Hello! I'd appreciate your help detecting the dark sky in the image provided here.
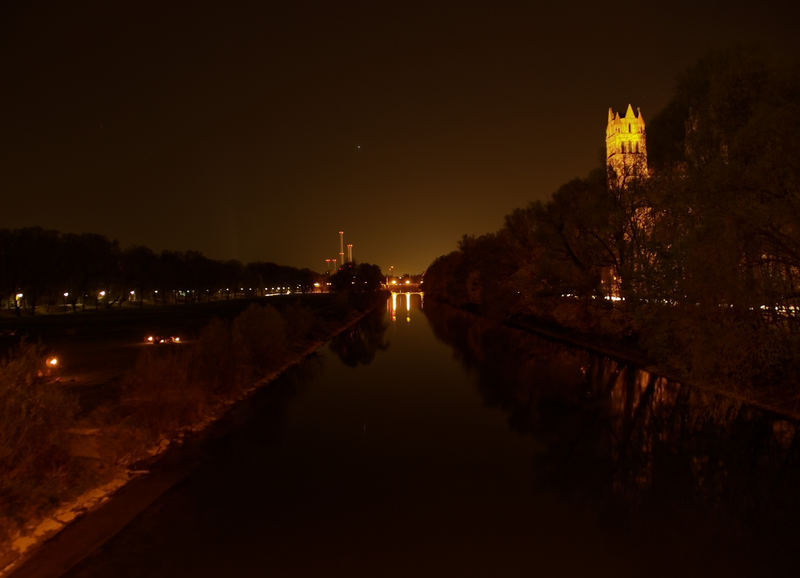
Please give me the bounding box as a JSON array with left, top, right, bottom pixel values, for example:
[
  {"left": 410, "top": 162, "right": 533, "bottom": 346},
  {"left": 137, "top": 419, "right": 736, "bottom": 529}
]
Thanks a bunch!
[{"left": 1, "top": 1, "right": 797, "bottom": 274}]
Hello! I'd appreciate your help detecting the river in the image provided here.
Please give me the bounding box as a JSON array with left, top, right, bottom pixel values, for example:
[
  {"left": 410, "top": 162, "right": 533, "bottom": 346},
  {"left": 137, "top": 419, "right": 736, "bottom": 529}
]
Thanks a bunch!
[{"left": 63, "top": 294, "right": 800, "bottom": 577}]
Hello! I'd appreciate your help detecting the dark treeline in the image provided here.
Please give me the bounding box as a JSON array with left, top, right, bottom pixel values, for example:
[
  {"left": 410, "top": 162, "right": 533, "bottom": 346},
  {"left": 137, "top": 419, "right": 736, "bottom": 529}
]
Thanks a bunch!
[
  {"left": 330, "top": 261, "right": 385, "bottom": 293},
  {"left": 0, "top": 227, "right": 319, "bottom": 314},
  {"left": 425, "top": 48, "right": 800, "bottom": 389}
]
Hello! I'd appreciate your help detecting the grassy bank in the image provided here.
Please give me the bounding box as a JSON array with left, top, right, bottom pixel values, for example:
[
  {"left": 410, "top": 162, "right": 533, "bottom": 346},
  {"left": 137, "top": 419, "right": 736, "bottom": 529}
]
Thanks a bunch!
[{"left": 0, "top": 292, "right": 385, "bottom": 573}]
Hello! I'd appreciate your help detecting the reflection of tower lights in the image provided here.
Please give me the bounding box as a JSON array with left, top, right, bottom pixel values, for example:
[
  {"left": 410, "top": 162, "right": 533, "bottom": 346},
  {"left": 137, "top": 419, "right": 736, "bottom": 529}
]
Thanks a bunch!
[
  {"left": 391, "top": 292, "right": 397, "bottom": 322},
  {"left": 406, "top": 292, "right": 411, "bottom": 312}
]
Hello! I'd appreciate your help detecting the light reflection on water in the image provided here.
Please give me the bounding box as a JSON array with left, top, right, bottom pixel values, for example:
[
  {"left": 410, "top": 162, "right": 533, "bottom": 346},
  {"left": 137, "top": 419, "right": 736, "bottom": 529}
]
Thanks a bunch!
[{"left": 388, "top": 291, "right": 424, "bottom": 323}]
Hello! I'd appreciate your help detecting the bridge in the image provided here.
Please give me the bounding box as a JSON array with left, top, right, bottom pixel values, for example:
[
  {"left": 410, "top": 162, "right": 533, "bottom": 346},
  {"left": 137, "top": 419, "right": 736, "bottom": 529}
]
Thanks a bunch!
[{"left": 383, "top": 280, "right": 423, "bottom": 292}]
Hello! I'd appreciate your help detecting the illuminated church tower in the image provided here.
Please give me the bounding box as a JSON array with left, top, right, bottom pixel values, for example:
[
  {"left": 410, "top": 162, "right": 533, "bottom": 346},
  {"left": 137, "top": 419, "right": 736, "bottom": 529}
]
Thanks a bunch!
[{"left": 606, "top": 104, "right": 648, "bottom": 188}]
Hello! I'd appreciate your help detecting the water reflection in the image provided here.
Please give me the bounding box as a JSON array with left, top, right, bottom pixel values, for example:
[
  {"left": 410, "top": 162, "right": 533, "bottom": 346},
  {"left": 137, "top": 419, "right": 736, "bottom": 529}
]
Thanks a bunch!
[
  {"left": 59, "top": 296, "right": 799, "bottom": 577},
  {"left": 388, "top": 291, "right": 424, "bottom": 323},
  {"left": 424, "top": 299, "right": 800, "bottom": 562},
  {"left": 328, "top": 306, "right": 390, "bottom": 367}
]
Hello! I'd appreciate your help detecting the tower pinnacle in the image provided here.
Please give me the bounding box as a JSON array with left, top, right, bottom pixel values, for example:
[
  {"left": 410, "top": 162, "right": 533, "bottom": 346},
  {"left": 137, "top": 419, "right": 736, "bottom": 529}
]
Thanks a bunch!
[{"left": 605, "top": 104, "right": 648, "bottom": 188}]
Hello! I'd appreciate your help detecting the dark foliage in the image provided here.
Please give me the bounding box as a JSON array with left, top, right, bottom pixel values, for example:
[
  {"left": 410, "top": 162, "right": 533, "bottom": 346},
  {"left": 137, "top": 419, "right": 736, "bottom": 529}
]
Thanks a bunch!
[
  {"left": 0, "top": 228, "right": 318, "bottom": 313},
  {"left": 425, "top": 47, "right": 800, "bottom": 388},
  {"left": 330, "top": 262, "right": 384, "bottom": 294}
]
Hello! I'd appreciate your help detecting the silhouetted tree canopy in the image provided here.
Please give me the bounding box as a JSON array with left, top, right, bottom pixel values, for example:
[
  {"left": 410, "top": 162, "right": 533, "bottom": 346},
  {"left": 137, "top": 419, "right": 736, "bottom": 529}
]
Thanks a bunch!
[
  {"left": 425, "top": 47, "right": 800, "bottom": 387},
  {"left": 0, "top": 227, "right": 318, "bottom": 313},
  {"left": 330, "top": 262, "right": 384, "bottom": 293}
]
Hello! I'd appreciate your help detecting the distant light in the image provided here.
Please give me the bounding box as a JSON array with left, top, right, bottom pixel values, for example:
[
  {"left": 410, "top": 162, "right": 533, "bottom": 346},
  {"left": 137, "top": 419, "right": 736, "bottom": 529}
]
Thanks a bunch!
[
  {"left": 99, "top": 291, "right": 106, "bottom": 297},
  {"left": 313, "top": 282, "right": 320, "bottom": 287},
  {"left": 405, "top": 280, "right": 410, "bottom": 285},
  {"left": 130, "top": 290, "right": 135, "bottom": 295},
  {"left": 63, "top": 292, "right": 69, "bottom": 297},
  {"left": 47, "top": 356, "right": 59, "bottom": 367},
  {"left": 16, "top": 293, "right": 23, "bottom": 299}
]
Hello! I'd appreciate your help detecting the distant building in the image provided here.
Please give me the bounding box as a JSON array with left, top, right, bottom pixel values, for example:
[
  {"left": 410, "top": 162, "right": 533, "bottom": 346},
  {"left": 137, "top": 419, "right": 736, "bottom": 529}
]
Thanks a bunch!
[
  {"left": 603, "top": 105, "right": 651, "bottom": 299},
  {"left": 606, "top": 104, "right": 648, "bottom": 189}
]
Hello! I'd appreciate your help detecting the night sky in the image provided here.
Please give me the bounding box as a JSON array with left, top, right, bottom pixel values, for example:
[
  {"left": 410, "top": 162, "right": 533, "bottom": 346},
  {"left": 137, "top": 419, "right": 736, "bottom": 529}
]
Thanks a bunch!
[{"left": 1, "top": 1, "right": 797, "bottom": 274}]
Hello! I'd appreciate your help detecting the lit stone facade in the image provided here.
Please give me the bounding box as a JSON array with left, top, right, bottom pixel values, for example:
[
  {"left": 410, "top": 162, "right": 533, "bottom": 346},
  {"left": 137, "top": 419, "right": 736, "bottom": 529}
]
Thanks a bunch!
[
  {"left": 606, "top": 104, "right": 648, "bottom": 188},
  {"left": 602, "top": 105, "right": 651, "bottom": 300}
]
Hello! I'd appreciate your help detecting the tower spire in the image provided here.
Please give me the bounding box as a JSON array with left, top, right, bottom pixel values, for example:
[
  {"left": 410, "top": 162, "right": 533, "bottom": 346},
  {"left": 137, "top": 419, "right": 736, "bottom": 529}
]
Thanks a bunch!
[{"left": 605, "top": 105, "right": 648, "bottom": 188}]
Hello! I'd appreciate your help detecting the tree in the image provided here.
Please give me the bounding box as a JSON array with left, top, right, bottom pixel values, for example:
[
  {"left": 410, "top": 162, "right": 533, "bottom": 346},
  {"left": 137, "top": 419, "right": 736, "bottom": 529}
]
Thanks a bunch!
[{"left": 330, "top": 262, "right": 384, "bottom": 294}]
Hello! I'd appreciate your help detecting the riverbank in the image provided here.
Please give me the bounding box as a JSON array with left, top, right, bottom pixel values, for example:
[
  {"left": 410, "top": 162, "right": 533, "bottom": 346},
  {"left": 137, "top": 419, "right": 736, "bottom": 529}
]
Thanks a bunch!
[
  {"left": 47, "top": 290, "right": 800, "bottom": 578},
  {"left": 1, "top": 294, "right": 385, "bottom": 578},
  {"left": 448, "top": 302, "right": 800, "bottom": 422}
]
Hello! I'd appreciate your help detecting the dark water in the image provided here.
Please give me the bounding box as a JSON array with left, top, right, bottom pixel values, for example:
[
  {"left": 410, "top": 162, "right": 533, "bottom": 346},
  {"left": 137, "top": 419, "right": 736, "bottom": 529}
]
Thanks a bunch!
[{"left": 65, "top": 295, "right": 800, "bottom": 577}]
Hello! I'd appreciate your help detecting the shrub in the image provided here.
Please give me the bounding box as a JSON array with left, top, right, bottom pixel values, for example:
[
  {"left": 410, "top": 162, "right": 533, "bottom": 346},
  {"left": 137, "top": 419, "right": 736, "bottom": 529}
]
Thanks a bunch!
[
  {"left": 281, "top": 303, "right": 315, "bottom": 345},
  {"left": 120, "top": 347, "right": 207, "bottom": 439},
  {"left": 0, "top": 341, "right": 77, "bottom": 534},
  {"left": 190, "top": 317, "right": 235, "bottom": 396},
  {"left": 231, "top": 304, "right": 287, "bottom": 383}
]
